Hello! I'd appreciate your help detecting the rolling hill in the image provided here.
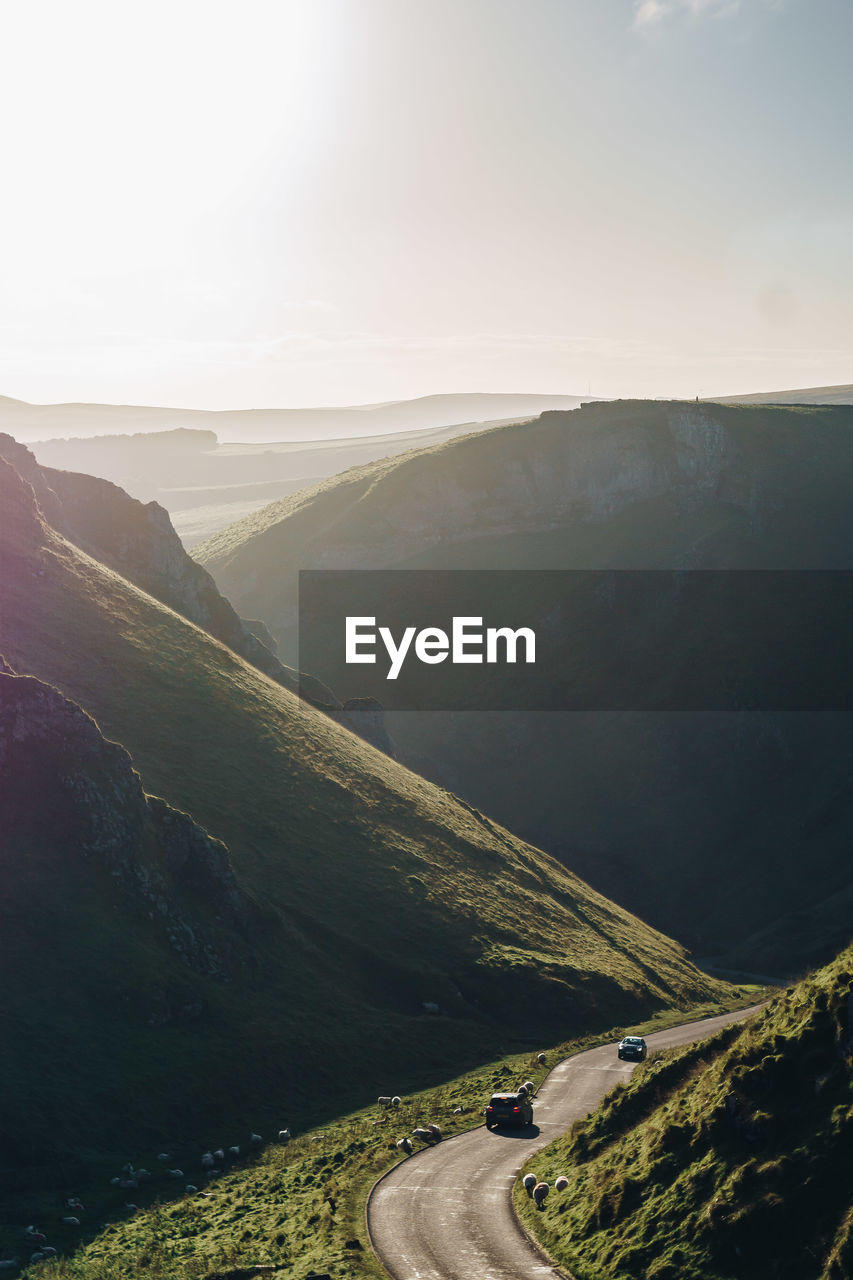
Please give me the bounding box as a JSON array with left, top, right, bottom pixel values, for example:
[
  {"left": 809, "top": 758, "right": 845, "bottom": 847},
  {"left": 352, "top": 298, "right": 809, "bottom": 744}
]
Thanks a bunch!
[
  {"left": 0, "top": 442, "right": 721, "bottom": 1188},
  {"left": 516, "top": 942, "right": 853, "bottom": 1280},
  {"left": 711, "top": 383, "right": 853, "bottom": 406},
  {"left": 195, "top": 399, "right": 853, "bottom": 974},
  {"left": 1, "top": 390, "right": 589, "bottom": 444}
]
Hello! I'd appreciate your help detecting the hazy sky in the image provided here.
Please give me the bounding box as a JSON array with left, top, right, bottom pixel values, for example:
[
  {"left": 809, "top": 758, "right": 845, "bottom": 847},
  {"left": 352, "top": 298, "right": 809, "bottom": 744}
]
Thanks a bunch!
[{"left": 0, "top": 0, "right": 850, "bottom": 407}]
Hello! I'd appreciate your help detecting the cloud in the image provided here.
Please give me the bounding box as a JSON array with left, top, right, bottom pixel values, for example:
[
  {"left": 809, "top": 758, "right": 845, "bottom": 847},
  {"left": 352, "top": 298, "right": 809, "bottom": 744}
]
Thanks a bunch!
[{"left": 632, "top": 0, "right": 762, "bottom": 27}]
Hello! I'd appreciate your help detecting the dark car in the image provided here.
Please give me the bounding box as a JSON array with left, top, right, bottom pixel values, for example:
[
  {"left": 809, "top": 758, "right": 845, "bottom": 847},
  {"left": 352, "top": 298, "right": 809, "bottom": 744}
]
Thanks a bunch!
[
  {"left": 485, "top": 1092, "right": 533, "bottom": 1129},
  {"left": 617, "top": 1035, "right": 647, "bottom": 1062}
]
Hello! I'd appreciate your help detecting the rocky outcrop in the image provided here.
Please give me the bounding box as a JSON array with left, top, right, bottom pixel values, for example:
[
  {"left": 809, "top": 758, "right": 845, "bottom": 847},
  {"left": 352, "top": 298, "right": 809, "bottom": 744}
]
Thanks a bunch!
[{"left": 0, "top": 663, "right": 248, "bottom": 975}]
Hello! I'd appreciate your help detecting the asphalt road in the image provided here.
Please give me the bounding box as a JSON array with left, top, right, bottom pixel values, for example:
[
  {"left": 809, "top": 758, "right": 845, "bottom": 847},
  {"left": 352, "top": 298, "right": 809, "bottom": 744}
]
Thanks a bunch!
[{"left": 367, "top": 1004, "right": 764, "bottom": 1280}]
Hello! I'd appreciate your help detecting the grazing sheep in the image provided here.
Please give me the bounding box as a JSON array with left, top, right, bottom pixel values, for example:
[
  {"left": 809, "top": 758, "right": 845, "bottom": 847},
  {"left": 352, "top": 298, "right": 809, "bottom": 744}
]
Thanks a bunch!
[
  {"left": 412, "top": 1127, "right": 434, "bottom": 1144},
  {"left": 41, "top": 1248, "right": 57, "bottom": 1258},
  {"left": 517, "top": 1085, "right": 528, "bottom": 1098},
  {"left": 532, "top": 1181, "right": 550, "bottom": 1209},
  {"left": 185, "top": 1184, "right": 199, "bottom": 1193},
  {"left": 118, "top": 1178, "right": 138, "bottom": 1190},
  {"left": 377, "top": 1096, "right": 393, "bottom": 1109},
  {"left": 0, "top": 1262, "right": 20, "bottom": 1272},
  {"left": 124, "top": 1203, "right": 139, "bottom": 1213},
  {"left": 30, "top": 1253, "right": 46, "bottom": 1265},
  {"left": 391, "top": 1096, "right": 401, "bottom": 1108},
  {"left": 522, "top": 1173, "right": 537, "bottom": 1196},
  {"left": 228, "top": 1145, "right": 240, "bottom": 1157},
  {"left": 61, "top": 1217, "right": 81, "bottom": 1227},
  {"left": 65, "top": 1198, "right": 84, "bottom": 1211},
  {"left": 452, "top": 1107, "right": 463, "bottom": 1115},
  {"left": 121, "top": 1163, "right": 135, "bottom": 1176},
  {"left": 278, "top": 1129, "right": 291, "bottom": 1143},
  {"left": 396, "top": 1137, "right": 413, "bottom": 1154},
  {"left": 24, "top": 1228, "right": 46, "bottom": 1242},
  {"left": 166, "top": 1169, "right": 184, "bottom": 1179},
  {"left": 427, "top": 1123, "right": 441, "bottom": 1141},
  {"left": 523, "top": 1080, "right": 535, "bottom": 1094},
  {"left": 555, "top": 1176, "right": 569, "bottom": 1191},
  {"left": 201, "top": 1152, "right": 215, "bottom": 1169},
  {"left": 213, "top": 1148, "right": 225, "bottom": 1162},
  {"left": 109, "top": 1177, "right": 121, "bottom": 1187},
  {"left": 537, "top": 1053, "right": 547, "bottom": 1066},
  {"left": 136, "top": 1169, "right": 151, "bottom": 1181},
  {"left": 250, "top": 1132, "right": 262, "bottom": 1145},
  {"left": 156, "top": 1153, "right": 171, "bottom": 1162}
]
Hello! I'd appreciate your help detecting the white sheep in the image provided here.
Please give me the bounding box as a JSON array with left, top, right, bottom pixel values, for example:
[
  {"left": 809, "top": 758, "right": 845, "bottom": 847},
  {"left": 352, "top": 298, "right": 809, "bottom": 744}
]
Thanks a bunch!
[
  {"left": 65, "top": 1198, "right": 84, "bottom": 1211},
  {"left": 427, "top": 1123, "right": 441, "bottom": 1141},
  {"left": 250, "top": 1132, "right": 262, "bottom": 1145},
  {"left": 156, "top": 1153, "right": 171, "bottom": 1162},
  {"left": 522, "top": 1173, "right": 537, "bottom": 1196},
  {"left": 523, "top": 1080, "right": 535, "bottom": 1094},
  {"left": 61, "top": 1217, "right": 81, "bottom": 1227},
  {"left": 228, "top": 1145, "right": 240, "bottom": 1157},
  {"left": 213, "top": 1148, "right": 225, "bottom": 1162},
  {"left": 537, "top": 1053, "right": 547, "bottom": 1066},
  {"left": 391, "top": 1096, "right": 401, "bottom": 1108},
  {"left": 167, "top": 1169, "right": 184, "bottom": 1179},
  {"left": 377, "top": 1096, "right": 393, "bottom": 1108},
  {"left": 453, "top": 1107, "right": 463, "bottom": 1114},
  {"left": 278, "top": 1129, "right": 291, "bottom": 1143},
  {"left": 201, "top": 1152, "right": 214, "bottom": 1169},
  {"left": 30, "top": 1253, "right": 46, "bottom": 1264},
  {"left": 24, "top": 1229, "right": 46, "bottom": 1242},
  {"left": 396, "top": 1137, "right": 413, "bottom": 1154},
  {"left": 118, "top": 1178, "right": 138, "bottom": 1190},
  {"left": 517, "top": 1085, "right": 528, "bottom": 1098},
  {"left": 0, "top": 1261, "right": 19, "bottom": 1271},
  {"left": 555, "top": 1176, "right": 569, "bottom": 1191},
  {"left": 532, "top": 1181, "right": 550, "bottom": 1209},
  {"left": 185, "top": 1184, "right": 199, "bottom": 1193},
  {"left": 412, "top": 1127, "right": 434, "bottom": 1144}
]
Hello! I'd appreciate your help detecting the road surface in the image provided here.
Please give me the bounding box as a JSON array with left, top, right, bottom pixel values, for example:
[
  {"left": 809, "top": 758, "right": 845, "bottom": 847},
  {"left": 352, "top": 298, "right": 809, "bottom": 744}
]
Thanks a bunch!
[{"left": 367, "top": 1004, "right": 763, "bottom": 1280}]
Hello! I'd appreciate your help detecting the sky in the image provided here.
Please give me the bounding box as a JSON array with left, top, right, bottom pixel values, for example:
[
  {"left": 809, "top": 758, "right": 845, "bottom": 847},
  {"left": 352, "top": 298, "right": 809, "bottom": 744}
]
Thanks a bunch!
[{"left": 0, "top": 0, "right": 850, "bottom": 408}]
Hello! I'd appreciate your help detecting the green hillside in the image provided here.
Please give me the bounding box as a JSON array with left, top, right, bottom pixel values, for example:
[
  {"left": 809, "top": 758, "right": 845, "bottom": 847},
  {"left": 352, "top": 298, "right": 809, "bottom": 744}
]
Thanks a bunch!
[
  {"left": 0, "top": 449, "right": 723, "bottom": 1182},
  {"left": 194, "top": 399, "right": 853, "bottom": 974},
  {"left": 516, "top": 943, "right": 853, "bottom": 1280}
]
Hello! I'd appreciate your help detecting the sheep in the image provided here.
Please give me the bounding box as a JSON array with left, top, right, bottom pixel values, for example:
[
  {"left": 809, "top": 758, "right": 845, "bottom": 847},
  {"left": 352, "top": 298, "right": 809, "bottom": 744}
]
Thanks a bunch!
[
  {"left": 118, "top": 1178, "right": 138, "bottom": 1190},
  {"left": 396, "top": 1137, "right": 413, "bottom": 1154},
  {"left": 250, "top": 1132, "right": 262, "bottom": 1145},
  {"left": 156, "top": 1152, "right": 171, "bottom": 1162},
  {"left": 109, "top": 1177, "right": 121, "bottom": 1186},
  {"left": 277, "top": 1129, "right": 291, "bottom": 1143},
  {"left": 124, "top": 1203, "right": 139, "bottom": 1213},
  {"left": 537, "top": 1053, "right": 547, "bottom": 1066},
  {"left": 0, "top": 1261, "right": 19, "bottom": 1272},
  {"left": 121, "top": 1163, "right": 135, "bottom": 1176},
  {"left": 166, "top": 1169, "right": 184, "bottom": 1179},
  {"left": 65, "top": 1198, "right": 84, "bottom": 1211},
  {"left": 41, "top": 1248, "right": 57, "bottom": 1258},
  {"left": 377, "top": 1096, "right": 393, "bottom": 1109},
  {"left": 427, "top": 1123, "right": 441, "bottom": 1141},
  {"left": 61, "top": 1217, "right": 81, "bottom": 1227},
  {"left": 30, "top": 1253, "right": 46, "bottom": 1265},
  {"left": 24, "top": 1228, "right": 46, "bottom": 1242},
  {"left": 523, "top": 1080, "right": 536, "bottom": 1094},
  {"left": 185, "top": 1184, "right": 199, "bottom": 1193},
  {"left": 391, "top": 1096, "right": 402, "bottom": 1108},
  {"left": 228, "top": 1145, "right": 240, "bottom": 1157},
  {"left": 201, "top": 1151, "right": 215, "bottom": 1169},
  {"left": 532, "top": 1181, "right": 550, "bottom": 1209},
  {"left": 555, "top": 1176, "right": 569, "bottom": 1191},
  {"left": 452, "top": 1107, "right": 463, "bottom": 1115},
  {"left": 136, "top": 1169, "right": 151, "bottom": 1181},
  {"left": 522, "top": 1173, "right": 537, "bottom": 1196},
  {"left": 412, "top": 1127, "right": 434, "bottom": 1144},
  {"left": 517, "top": 1085, "right": 528, "bottom": 1098}
]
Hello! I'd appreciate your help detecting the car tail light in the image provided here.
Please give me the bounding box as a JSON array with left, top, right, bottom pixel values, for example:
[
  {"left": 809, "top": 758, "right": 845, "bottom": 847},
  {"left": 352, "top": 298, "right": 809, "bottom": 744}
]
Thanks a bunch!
[
  {"left": 512, "top": 1106, "right": 520, "bottom": 1113},
  {"left": 486, "top": 1106, "right": 493, "bottom": 1112}
]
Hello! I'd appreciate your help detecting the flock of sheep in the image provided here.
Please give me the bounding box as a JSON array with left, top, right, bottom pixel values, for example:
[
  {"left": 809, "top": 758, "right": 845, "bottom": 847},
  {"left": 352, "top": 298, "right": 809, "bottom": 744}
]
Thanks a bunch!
[{"left": 2, "top": 1128, "right": 294, "bottom": 1270}]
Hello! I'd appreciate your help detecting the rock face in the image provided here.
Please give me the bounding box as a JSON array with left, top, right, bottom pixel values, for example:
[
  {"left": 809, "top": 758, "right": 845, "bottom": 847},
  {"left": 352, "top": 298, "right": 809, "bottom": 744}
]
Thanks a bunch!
[{"left": 0, "top": 663, "right": 248, "bottom": 975}]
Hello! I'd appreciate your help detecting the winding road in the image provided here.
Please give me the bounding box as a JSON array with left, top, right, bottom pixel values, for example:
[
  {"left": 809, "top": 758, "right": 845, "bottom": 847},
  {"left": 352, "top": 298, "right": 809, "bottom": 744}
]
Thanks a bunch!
[{"left": 367, "top": 1004, "right": 763, "bottom": 1280}]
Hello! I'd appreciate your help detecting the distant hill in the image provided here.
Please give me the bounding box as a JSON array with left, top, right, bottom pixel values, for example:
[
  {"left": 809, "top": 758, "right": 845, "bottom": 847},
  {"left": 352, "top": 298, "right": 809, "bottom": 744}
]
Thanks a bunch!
[
  {"left": 0, "top": 440, "right": 719, "bottom": 1182},
  {"left": 29, "top": 413, "right": 545, "bottom": 547},
  {"left": 517, "top": 942, "right": 853, "bottom": 1280},
  {"left": 710, "top": 383, "right": 853, "bottom": 405},
  {"left": 196, "top": 399, "right": 853, "bottom": 975},
  {"left": 1, "top": 390, "right": 591, "bottom": 444}
]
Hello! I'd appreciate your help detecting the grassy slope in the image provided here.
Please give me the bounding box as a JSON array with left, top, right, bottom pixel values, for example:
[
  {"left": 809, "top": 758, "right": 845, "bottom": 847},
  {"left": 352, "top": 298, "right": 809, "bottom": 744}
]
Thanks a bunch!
[
  {"left": 0, "top": 459, "right": 724, "bottom": 1162},
  {"left": 193, "top": 400, "right": 853, "bottom": 972},
  {"left": 516, "top": 946, "right": 853, "bottom": 1280}
]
